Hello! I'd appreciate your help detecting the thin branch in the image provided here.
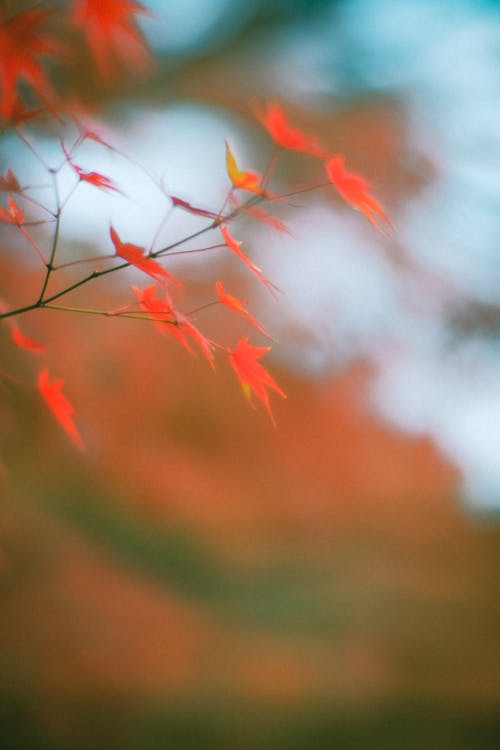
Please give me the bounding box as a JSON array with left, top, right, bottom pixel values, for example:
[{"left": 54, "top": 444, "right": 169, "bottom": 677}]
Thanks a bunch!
[
  {"left": 44, "top": 303, "right": 177, "bottom": 324},
  {"left": 15, "top": 127, "right": 52, "bottom": 172},
  {"left": 38, "top": 171, "right": 62, "bottom": 302}
]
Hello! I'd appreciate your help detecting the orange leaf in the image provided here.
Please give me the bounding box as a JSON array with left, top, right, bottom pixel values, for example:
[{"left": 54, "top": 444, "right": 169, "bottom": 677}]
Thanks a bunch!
[
  {"left": 110, "top": 227, "right": 182, "bottom": 287},
  {"left": 71, "top": 0, "right": 150, "bottom": 78},
  {"left": 220, "top": 225, "right": 278, "bottom": 296},
  {"left": 225, "top": 142, "right": 262, "bottom": 194},
  {"left": 325, "top": 155, "right": 392, "bottom": 232},
  {"left": 216, "top": 280, "right": 269, "bottom": 337},
  {"left": 255, "top": 102, "right": 325, "bottom": 156},
  {"left": 37, "top": 369, "right": 84, "bottom": 450},
  {"left": 228, "top": 337, "right": 285, "bottom": 424},
  {"left": 11, "top": 324, "right": 45, "bottom": 353},
  {"left": 0, "top": 195, "right": 24, "bottom": 225}
]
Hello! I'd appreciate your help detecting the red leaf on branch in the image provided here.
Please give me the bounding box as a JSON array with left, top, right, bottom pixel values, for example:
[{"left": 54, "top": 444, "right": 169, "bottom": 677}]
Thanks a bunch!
[
  {"left": 62, "top": 142, "right": 120, "bottom": 192},
  {"left": 180, "top": 318, "right": 216, "bottom": 369},
  {"left": 225, "top": 142, "right": 262, "bottom": 194},
  {"left": 71, "top": 0, "right": 150, "bottom": 78},
  {"left": 11, "top": 324, "right": 45, "bottom": 353},
  {"left": 37, "top": 369, "right": 84, "bottom": 450},
  {"left": 0, "top": 9, "right": 60, "bottom": 120},
  {"left": 132, "top": 283, "right": 177, "bottom": 333},
  {"left": 75, "top": 165, "right": 120, "bottom": 192},
  {"left": 133, "top": 284, "right": 215, "bottom": 368},
  {"left": 325, "top": 155, "right": 392, "bottom": 232},
  {"left": 216, "top": 280, "right": 269, "bottom": 337},
  {"left": 0, "top": 170, "right": 20, "bottom": 193},
  {"left": 238, "top": 202, "right": 289, "bottom": 234},
  {"left": 170, "top": 196, "right": 217, "bottom": 220},
  {"left": 255, "top": 102, "right": 325, "bottom": 156},
  {"left": 0, "top": 195, "right": 24, "bottom": 225},
  {"left": 110, "top": 227, "right": 182, "bottom": 287},
  {"left": 220, "top": 225, "right": 278, "bottom": 296},
  {"left": 228, "top": 337, "right": 285, "bottom": 424}
]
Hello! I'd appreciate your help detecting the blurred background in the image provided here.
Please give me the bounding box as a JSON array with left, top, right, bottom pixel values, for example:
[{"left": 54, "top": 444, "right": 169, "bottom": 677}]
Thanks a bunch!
[{"left": 1, "top": 0, "right": 500, "bottom": 748}]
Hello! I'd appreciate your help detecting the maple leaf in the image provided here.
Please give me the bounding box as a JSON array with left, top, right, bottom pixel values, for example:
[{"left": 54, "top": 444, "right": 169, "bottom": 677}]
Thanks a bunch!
[
  {"left": 235, "top": 201, "right": 289, "bottom": 234},
  {"left": 220, "top": 225, "right": 278, "bottom": 296},
  {"left": 110, "top": 227, "right": 181, "bottom": 287},
  {"left": 325, "top": 155, "right": 392, "bottom": 232},
  {"left": 170, "top": 196, "right": 217, "bottom": 220},
  {"left": 133, "top": 285, "right": 215, "bottom": 368},
  {"left": 37, "top": 369, "right": 84, "bottom": 450},
  {"left": 0, "top": 9, "right": 60, "bottom": 120},
  {"left": 256, "top": 102, "right": 325, "bottom": 156},
  {"left": 227, "top": 192, "right": 288, "bottom": 233},
  {"left": 11, "top": 324, "right": 45, "bottom": 353},
  {"left": 71, "top": 0, "right": 150, "bottom": 78},
  {"left": 62, "top": 142, "right": 120, "bottom": 192},
  {"left": 0, "top": 195, "right": 24, "bottom": 224},
  {"left": 74, "top": 165, "right": 120, "bottom": 192},
  {"left": 0, "top": 170, "right": 20, "bottom": 193},
  {"left": 228, "top": 337, "right": 285, "bottom": 424},
  {"left": 132, "top": 283, "right": 176, "bottom": 333},
  {"left": 179, "top": 318, "right": 216, "bottom": 369},
  {"left": 216, "top": 280, "right": 269, "bottom": 337},
  {"left": 225, "top": 142, "right": 262, "bottom": 194}
]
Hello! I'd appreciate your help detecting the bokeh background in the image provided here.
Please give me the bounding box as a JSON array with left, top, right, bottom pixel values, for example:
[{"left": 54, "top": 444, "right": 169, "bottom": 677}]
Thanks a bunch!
[{"left": 1, "top": 0, "right": 500, "bottom": 748}]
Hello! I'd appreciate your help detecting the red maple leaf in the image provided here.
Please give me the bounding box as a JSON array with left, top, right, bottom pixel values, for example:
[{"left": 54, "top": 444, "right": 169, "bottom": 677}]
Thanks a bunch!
[
  {"left": 71, "top": 0, "right": 150, "bottom": 78},
  {"left": 170, "top": 195, "right": 218, "bottom": 220},
  {"left": 220, "top": 225, "right": 278, "bottom": 296},
  {"left": 37, "top": 369, "right": 84, "bottom": 450},
  {"left": 0, "top": 195, "right": 24, "bottom": 224},
  {"left": 111, "top": 227, "right": 182, "bottom": 287},
  {"left": 11, "top": 324, "right": 45, "bottom": 353},
  {"left": 0, "top": 170, "right": 20, "bottom": 193},
  {"left": 179, "top": 318, "right": 215, "bottom": 369},
  {"left": 228, "top": 337, "right": 285, "bottom": 424},
  {"left": 325, "top": 155, "right": 392, "bottom": 232},
  {"left": 216, "top": 280, "right": 269, "bottom": 337},
  {"left": 230, "top": 198, "right": 289, "bottom": 234},
  {"left": 132, "top": 283, "right": 177, "bottom": 333},
  {"left": 133, "top": 284, "right": 215, "bottom": 367},
  {"left": 0, "top": 9, "right": 60, "bottom": 120},
  {"left": 74, "top": 164, "right": 120, "bottom": 192},
  {"left": 62, "top": 142, "right": 120, "bottom": 192},
  {"left": 255, "top": 102, "right": 325, "bottom": 156}
]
